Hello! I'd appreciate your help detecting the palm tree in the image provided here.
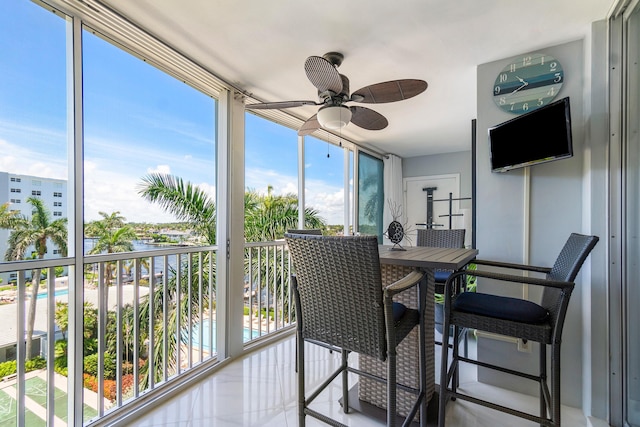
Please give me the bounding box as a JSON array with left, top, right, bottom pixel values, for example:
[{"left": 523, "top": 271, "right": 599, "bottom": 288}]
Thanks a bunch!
[
  {"left": 137, "top": 174, "right": 216, "bottom": 386},
  {"left": 137, "top": 174, "right": 325, "bottom": 385},
  {"left": 4, "top": 197, "right": 67, "bottom": 359},
  {"left": 243, "top": 186, "right": 325, "bottom": 323},
  {"left": 0, "top": 202, "right": 22, "bottom": 229},
  {"left": 138, "top": 173, "right": 216, "bottom": 244},
  {"left": 86, "top": 214, "right": 137, "bottom": 309},
  {"left": 244, "top": 186, "right": 325, "bottom": 242}
]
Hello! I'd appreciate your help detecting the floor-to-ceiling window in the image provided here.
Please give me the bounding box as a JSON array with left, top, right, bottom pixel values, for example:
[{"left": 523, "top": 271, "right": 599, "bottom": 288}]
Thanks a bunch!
[
  {"left": 0, "top": 0, "right": 224, "bottom": 424},
  {"left": 82, "top": 24, "right": 218, "bottom": 411},
  {"left": 0, "top": 1, "right": 73, "bottom": 424}
]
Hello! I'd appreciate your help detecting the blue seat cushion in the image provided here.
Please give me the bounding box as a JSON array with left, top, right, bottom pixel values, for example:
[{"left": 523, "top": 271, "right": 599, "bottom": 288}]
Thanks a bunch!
[
  {"left": 392, "top": 302, "right": 408, "bottom": 321},
  {"left": 453, "top": 292, "right": 549, "bottom": 324},
  {"left": 434, "top": 270, "right": 451, "bottom": 283}
]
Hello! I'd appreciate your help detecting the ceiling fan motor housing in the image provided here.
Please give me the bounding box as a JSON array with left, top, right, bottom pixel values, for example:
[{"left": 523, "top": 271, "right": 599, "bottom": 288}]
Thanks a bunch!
[{"left": 318, "top": 74, "right": 350, "bottom": 104}]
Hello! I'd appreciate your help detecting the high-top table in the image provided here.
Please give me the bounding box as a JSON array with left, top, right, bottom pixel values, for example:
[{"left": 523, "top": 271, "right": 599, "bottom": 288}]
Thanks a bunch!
[{"left": 357, "top": 245, "right": 478, "bottom": 420}]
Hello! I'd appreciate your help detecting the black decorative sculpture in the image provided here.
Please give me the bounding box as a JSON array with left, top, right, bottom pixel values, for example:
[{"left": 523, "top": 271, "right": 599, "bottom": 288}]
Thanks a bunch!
[
  {"left": 383, "top": 200, "right": 411, "bottom": 251},
  {"left": 386, "top": 220, "right": 405, "bottom": 250}
]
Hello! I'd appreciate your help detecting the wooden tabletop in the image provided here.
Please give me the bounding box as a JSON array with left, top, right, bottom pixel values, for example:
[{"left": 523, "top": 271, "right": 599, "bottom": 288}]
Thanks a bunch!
[{"left": 378, "top": 245, "right": 478, "bottom": 270}]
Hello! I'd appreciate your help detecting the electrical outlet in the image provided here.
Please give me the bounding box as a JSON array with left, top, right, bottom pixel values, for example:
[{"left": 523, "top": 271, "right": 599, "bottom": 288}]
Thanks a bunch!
[{"left": 517, "top": 339, "right": 531, "bottom": 353}]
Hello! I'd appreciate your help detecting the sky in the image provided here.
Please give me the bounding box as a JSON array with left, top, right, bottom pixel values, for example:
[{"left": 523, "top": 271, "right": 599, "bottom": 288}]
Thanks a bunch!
[{"left": 0, "top": 0, "right": 346, "bottom": 225}]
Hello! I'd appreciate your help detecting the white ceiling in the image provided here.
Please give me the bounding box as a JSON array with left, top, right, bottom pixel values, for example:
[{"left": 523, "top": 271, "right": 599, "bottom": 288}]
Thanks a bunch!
[{"left": 100, "top": 0, "right": 613, "bottom": 158}]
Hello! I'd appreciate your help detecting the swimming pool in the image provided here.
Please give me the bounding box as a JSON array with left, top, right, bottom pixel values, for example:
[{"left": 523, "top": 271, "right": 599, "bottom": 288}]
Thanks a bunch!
[
  {"left": 35, "top": 288, "right": 69, "bottom": 299},
  {"left": 183, "top": 319, "right": 260, "bottom": 353}
]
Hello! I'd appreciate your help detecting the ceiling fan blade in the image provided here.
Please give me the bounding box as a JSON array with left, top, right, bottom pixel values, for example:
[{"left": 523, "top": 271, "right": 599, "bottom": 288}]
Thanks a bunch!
[
  {"left": 245, "top": 100, "right": 319, "bottom": 110},
  {"left": 298, "top": 114, "right": 320, "bottom": 136},
  {"left": 351, "top": 79, "right": 428, "bottom": 104},
  {"left": 304, "top": 55, "right": 343, "bottom": 94},
  {"left": 349, "top": 106, "right": 388, "bottom": 130}
]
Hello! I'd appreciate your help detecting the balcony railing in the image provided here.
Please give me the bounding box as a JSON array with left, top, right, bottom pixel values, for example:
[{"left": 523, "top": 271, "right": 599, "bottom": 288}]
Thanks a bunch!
[{"left": 0, "top": 240, "right": 293, "bottom": 426}]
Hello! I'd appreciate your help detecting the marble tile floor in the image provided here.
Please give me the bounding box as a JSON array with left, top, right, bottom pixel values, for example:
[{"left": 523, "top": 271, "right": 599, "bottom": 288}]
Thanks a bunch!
[{"left": 126, "top": 333, "right": 593, "bottom": 427}]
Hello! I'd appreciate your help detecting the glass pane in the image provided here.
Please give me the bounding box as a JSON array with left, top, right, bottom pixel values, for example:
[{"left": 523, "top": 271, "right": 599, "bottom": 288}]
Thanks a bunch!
[
  {"left": 82, "top": 28, "right": 217, "bottom": 411},
  {"left": 244, "top": 113, "right": 300, "bottom": 241},
  {"left": 243, "top": 113, "right": 299, "bottom": 342},
  {"left": 83, "top": 30, "right": 216, "bottom": 247},
  {"left": 357, "top": 152, "right": 383, "bottom": 240},
  {"left": 304, "top": 136, "right": 344, "bottom": 235},
  {"left": 0, "top": 2, "right": 68, "bottom": 265},
  {"left": 0, "top": 2, "right": 71, "bottom": 425},
  {"left": 626, "top": 6, "right": 640, "bottom": 426}
]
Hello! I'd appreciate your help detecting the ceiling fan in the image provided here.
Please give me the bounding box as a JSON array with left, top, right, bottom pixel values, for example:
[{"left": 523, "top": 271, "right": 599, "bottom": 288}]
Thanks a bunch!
[{"left": 245, "top": 52, "right": 428, "bottom": 136}]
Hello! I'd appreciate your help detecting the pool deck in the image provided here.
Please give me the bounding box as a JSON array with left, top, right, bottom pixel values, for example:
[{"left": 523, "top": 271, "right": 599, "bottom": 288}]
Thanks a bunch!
[{"left": 0, "top": 285, "right": 148, "bottom": 349}]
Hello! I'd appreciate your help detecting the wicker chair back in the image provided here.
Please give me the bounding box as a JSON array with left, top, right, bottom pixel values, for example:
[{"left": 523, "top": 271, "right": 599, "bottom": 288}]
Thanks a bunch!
[
  {"left": 416, "top": 229, "right": 465, "bottom": 248},
  {"left": 285, "top": 234, "right": 387, "bottom": 360}
]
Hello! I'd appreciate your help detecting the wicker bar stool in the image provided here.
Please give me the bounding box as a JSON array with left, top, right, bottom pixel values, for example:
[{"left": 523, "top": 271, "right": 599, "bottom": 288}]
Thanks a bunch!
[
  {"left": 438, "top": 233, "right": 598, "bottom": 427},
  {"left": 285, "top": 233, "right": 429, "bottom": 427},
  {"left": 416, "top": 229, "right": 468, "bottom": 349}
]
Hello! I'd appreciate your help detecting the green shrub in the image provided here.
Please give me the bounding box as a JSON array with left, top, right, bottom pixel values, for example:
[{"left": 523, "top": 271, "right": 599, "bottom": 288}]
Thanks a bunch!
[
  {"left": 258, "top": 307, "right": 275, "bottom": 321},
  {"left": 54, "top": 365, "right": 67, "bottom": 377},
  {"left": 83, "top": 353, "right": 99, "bottom": 377},
  {"left": 0, "top": 356, "right": 46, "bottom": 379},
  {"left": 0, "top": 361, "right": 17, "bottom": 378},
  {"left": 25, "top": 357, "right": 46, "bottom": 371},
  {"left": 83, "top": 352, "right": 117, "bottom": 380}
]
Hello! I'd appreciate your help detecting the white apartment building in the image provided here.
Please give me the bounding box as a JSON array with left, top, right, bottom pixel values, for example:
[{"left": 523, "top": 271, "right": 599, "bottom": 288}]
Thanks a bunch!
[{"left": 0, "top": 171, "right": 67, "bottom": 284}]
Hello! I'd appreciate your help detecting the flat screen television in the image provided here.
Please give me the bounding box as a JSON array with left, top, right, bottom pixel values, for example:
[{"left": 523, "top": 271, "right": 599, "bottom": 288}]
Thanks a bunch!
[{"left": 488, "top": 97, "right": 573, "bottom": 173}]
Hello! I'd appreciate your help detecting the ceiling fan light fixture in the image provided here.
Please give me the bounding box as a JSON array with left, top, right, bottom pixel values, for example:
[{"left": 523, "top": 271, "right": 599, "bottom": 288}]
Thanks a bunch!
[{"left": 317, "top": 105, "right": 352, "bottom": 130}]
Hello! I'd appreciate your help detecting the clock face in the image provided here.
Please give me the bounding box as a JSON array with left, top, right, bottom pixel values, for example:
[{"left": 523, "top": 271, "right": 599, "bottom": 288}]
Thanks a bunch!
[{"left": 493, "top": 53, "right": 564, "bottom": 114}]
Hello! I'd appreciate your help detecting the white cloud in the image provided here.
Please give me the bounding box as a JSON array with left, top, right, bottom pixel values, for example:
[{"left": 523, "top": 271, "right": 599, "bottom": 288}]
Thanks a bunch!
[
  {"left": 147, "top": 164, "right": 172, "bottom": 174},
  {"left": 1, "top": 132, "right": 343, "bottom": 225},
  {"left": 246, "top": 167, "right": 345, "bottom": 225},
  {"left": 0, "top": 139, "right": 67, "bottom": 180},
  {"left": 85, "top": 161, "right": 176, "bottom": 223}
]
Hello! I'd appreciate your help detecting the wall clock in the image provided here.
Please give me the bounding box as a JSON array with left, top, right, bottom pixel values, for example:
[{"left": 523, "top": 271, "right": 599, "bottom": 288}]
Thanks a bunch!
[{"left": 493, "top": 52, "right": 564, "bottom": 114}]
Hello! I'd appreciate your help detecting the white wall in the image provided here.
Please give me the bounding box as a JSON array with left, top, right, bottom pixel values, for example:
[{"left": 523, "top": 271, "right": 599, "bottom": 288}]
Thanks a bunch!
[
  {"left": 475, "top": 38, "right": 600, "bottom": 409},
  {"left": 403, "top": 151, "right": 473, "bottom": 212},
  {"left": 402, "top": 29, "right": 610, "bottom": 418}
]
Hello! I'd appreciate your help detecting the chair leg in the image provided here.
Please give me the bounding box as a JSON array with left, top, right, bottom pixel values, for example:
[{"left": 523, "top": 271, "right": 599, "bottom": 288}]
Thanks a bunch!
[
  {"left": 387, "top": 346, "right": 397, "bottom": 427},
  {"left": 438, "top": 315, "right": 452, "bottom": 427},
  {"left": 418, "top": 288, "right": 428, "bottom": 427},
  {"left": 463, "top": 328, "right": 468, "bottom": 358},
  {"left": 341, "top": 349, "right": 349, "bottom": 414},
  {"left": 540, "top": 343, "right": 547, "bottom": 425},
  {"left": 297, "top": 330, "right": 306, "bottom": 427},
  {"left": 552, "top": 343, "right": 561, "bottom": 427},
  {"left": 452, "top": 325, "right": 460, "bottom": 392}
]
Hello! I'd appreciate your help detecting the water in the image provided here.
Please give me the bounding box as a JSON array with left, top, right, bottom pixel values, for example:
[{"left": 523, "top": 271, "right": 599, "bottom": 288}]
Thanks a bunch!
[
  {"left": 184, "top": 319, "right": 260, "bottom": 353},
  {"left": 84, "top": 238, "right": 161, "bottom": 255},
  {"left": 36, "top": 288, "right": 68, "bottom": 299},
  {"left": 84, "top": 238, "right": 178, "bottom": 276}
]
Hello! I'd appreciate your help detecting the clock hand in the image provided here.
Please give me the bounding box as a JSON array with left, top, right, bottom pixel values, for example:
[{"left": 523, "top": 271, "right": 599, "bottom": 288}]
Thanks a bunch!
[{"left": 510, "top": 76, "right": 529, "bottom": 95}]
